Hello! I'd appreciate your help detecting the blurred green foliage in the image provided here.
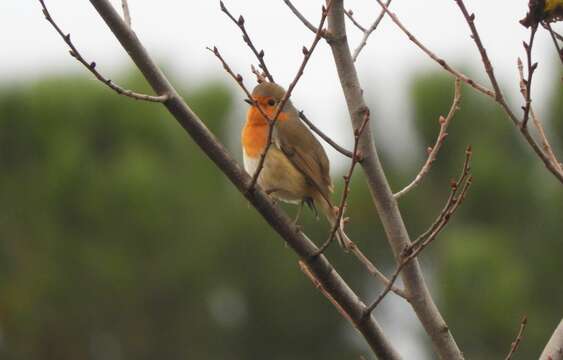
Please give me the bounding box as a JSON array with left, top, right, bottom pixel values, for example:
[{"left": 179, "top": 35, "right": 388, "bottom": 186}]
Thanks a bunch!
[{"left": 0, "top": 71, "right": 561, "bottom": 360}]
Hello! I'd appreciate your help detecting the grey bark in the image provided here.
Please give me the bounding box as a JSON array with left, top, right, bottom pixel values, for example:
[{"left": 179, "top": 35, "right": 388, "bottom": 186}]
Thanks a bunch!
[
  {"left": 324, "top": 0, "right": 463, "bottom": 359},
  {"left": 541, "top": 319, "right": 563, "bottom": 360},
  {"left": 87, "top": 0, "right": 402, "bottom": 358}
]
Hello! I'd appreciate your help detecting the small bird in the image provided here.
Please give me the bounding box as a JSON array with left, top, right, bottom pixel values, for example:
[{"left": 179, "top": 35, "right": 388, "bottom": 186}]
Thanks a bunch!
[{"left": 241, "top": 82, "right": 352, "bottom": 249}]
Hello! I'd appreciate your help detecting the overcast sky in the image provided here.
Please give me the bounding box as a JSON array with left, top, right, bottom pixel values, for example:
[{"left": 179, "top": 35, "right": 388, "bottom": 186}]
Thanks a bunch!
[
  {"left": 2, "top": 1, "right": 561, "bottom": 168},
  {"left": 2, "top": 1, "right": 562, "bottom": 358}
]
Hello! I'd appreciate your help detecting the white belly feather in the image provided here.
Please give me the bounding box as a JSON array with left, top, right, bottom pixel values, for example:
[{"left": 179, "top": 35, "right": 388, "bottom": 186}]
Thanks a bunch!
[{"left": 243, "top": 152, "right": 260, "bottom": 176}]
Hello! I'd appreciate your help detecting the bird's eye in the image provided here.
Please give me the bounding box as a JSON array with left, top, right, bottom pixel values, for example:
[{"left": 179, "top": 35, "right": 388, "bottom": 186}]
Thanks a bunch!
[{"left": 267, "top": 99, "right": 276, "bottom": 106}]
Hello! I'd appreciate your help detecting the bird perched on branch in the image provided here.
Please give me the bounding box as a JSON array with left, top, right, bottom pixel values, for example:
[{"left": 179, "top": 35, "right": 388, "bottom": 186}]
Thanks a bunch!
[{"left": 242, "top": 82, "right": 352, "bottom": 249}]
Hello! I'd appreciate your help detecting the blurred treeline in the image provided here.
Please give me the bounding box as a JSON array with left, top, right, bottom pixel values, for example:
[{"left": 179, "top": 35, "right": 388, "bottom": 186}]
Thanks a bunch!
[{"left": 0, "top": 71, "right": 561, "bottom": 360}]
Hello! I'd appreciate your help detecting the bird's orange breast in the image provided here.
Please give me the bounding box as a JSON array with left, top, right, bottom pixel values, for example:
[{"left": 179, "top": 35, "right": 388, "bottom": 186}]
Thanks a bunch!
[{"left": 242, "top": 104, "right": 288, "bottom": 158}]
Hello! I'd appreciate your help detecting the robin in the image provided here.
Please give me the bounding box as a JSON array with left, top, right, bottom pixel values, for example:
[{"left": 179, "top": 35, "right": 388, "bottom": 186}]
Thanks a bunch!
[{"left": 242, "top": 82, "right": 352, "bottom": 249}]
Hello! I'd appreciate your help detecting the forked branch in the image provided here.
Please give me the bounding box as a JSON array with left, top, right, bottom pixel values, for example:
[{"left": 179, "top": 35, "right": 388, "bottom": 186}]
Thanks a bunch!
[
  {"left": 220, "top": 1, "right": 275, "bottom": 82},
  {"left": 364, "top": 147, "right": 473, "bottom": 315},
  {"left": 351, "top": 0, "right": 393, "bottom": 62}
]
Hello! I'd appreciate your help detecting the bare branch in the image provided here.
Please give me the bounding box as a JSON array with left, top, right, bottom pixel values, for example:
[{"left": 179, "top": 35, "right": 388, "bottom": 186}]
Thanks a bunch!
[
  {"left": 520, "top": 25, "right": 538, "bottom": 128},
  {"left": 248, "top": 2, "right": 332, "bottom": 191},
  {"left": 220, "top": 1, "right": 275, "bottom": 82},
  {"left": 544, "top": 22, "right": 563, "bottom": 64},
  {"left": 540, "top": 318, "right": 563, "bottom": 360},
  {"left": 352, "top": 0, "right": 393, "bottom": 62},
  {"left": 517, "top": 58, "right": 563, "bottom": 177},
  {"left": 348, "top": 244, "right": 409, "bottom": 300},
  {"left": 505, "top": 316, "right": 528, "bottom": 360},
  {"left": 299, "top": 261, "right": 355, "bottom": 325},
  {"left": 364, "top": 148, "right": 473, "bottom": 315},
  {"left": 78, "top": 0, "right": 401, "bottom": 356},
  {"left": 38, "top": 0, "right": 168, "bottom": 102},
  {"left": 299, "top": 111, "right": 353, "bottom": 158},
  {"left": 517, "top": 59, "right": 563, "bottom": 174},
  {"left": 315, "top": 110, "right": 369, "bottom": 254},
  {"left": 452, "top": 0, "right": 563, "bottom": 183},
  {"left": 373, "top": 0, "right": 494, "bottom": 98},
  {"left": 345, "top": 9, "right": 366, "bottom": 32},
  {"left": 121, "top": 0, "right": 131, "bottom": 27},
  {"left": 394, "top": 78, "right": 462, "bottom": 199},
  {"left": 305, "top": 111, "right": 408, "bottom": 301},
  {"left": 326, "top": 1, "right": 464, "bottom": 357},
  {"left": 206, "top": 46, "right": 272, "bottom": 126},
  {"left": 282, "top": 0, "right": 319, "bottom": 34}
]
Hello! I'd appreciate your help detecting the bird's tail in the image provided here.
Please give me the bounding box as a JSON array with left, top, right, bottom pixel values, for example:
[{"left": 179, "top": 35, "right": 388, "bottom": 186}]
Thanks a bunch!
[{"left": 314, "top": 192, "right": 353, "bottom": 249}]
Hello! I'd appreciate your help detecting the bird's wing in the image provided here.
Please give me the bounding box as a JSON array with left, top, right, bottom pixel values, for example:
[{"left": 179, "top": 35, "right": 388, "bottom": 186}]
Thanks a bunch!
[{"left": 275, "top": 113, "right": 333, "bottom": 202}]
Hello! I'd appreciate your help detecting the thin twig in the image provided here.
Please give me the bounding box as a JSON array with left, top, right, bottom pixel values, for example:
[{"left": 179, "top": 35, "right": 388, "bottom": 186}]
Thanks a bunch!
[
  {"left": 282, "top": 0, "right": 319, "bottom": 34},
  {"left": 121, "top": 0, "right": 131, "bottom": 27},
  {"left": 312, "top": 109, "right": 408, "bottom": 302},
  {"left": 299, "top": 111, "right": 353, "bottom": 158},
  {"left": 517, "top": 59, "right": 563, "bottom": 174},
  {"left": 521, "top": 25, "right": 538, "bottom": 128},
  {"left": 373, "top": 0, "right": 494, "bottom": 98},
  {"left": 220, "top": 1, "right": 275, "bottom": 82},
  {"left": 505, "top": 316, "right": 528, "bottom": 360},
  {"left": 248, "top": 2, "right": 333, "bottom": 191},
  {"left": 315, "top": 110, "right": 369, "bottom": 254},
  {"left": 544, "top": 22, "right": 563, "bottom": 63},
  {"left": 299, "top": 260, "right": 355, "bottom": 325},
  {"left": 451, "top": 0, "right": 563, "bottom": 183},
  {"left": 348, "top": 243, "right": 409, "bottom": 299},
  {"left": 543, "top": 22, "right": 563, "bottom": 41},
  {"left": 352, "top": 0, "right": 392, "bottom": 62},
  {"left": 38, "top": 0, "right": 168, "bottom": 102},
  {"left": 345, "top": 9, "right": 366, "bottom": 32},
  {"left": 363, "top": 147, "right": 473, "bottom": 316},
  {"left": 206, "top": 47, "right": 272, "bottom": 125},
  {"left": 394, "top": 78, "right": 462, "bottom": 199}
]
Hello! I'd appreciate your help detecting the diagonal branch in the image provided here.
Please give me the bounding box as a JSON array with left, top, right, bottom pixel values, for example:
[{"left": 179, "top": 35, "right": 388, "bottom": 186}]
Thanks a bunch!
[
  {"left": 452, "top": 0, "right": 563, "bottom": 184},
  {"left": 299, "top": 111, "right": 354, "bottom": 158},
  {"left": 312, "top": 110, "right": 408, "bottom": 301},
  {"left": 373, "top": 0, "right": 494, "bottom": 98},
  {"left": 315, "top": 110, "right": 369, "bottom": 254},
  {"left": 220, "top": 1, "right": 275, "bottom": 82},
  {"left": 543, "top": 22, "right": 563, "bottom": 64},
  {"left": 38, "top": 0, "right": 168, "bottom": 103},
  {"left": 517, "top": 59, "right": 563, "bottom": 174},
  {"left": 345, "top": 9, "right": 366, "bottom": 32},
  {"left": 282, "top": 0, "right": 320, "bottom": 34},
  {"left": 352, "top": 0, "right": 393, "bottom": 62},
  {"left": 65, "top": 0, "right": 403, "bottom": 357},
  {"left": 505, "top": 316, "right": 528, "bottom": 360},
  {"left": 206, "top": 46, "right": 273, "bottom": 129},
  {"left": 394, "top": 78, "right": 462, "bottom": 199},
  {"left": 364, "top": 148, "right": 473, "bottom": 315}
]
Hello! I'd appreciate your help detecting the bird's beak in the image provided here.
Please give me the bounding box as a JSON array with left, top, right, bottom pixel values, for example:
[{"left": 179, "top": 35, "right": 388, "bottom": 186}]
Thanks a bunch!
[{"left": 244, "top": 98, "right": 253, "bottom": 105}]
